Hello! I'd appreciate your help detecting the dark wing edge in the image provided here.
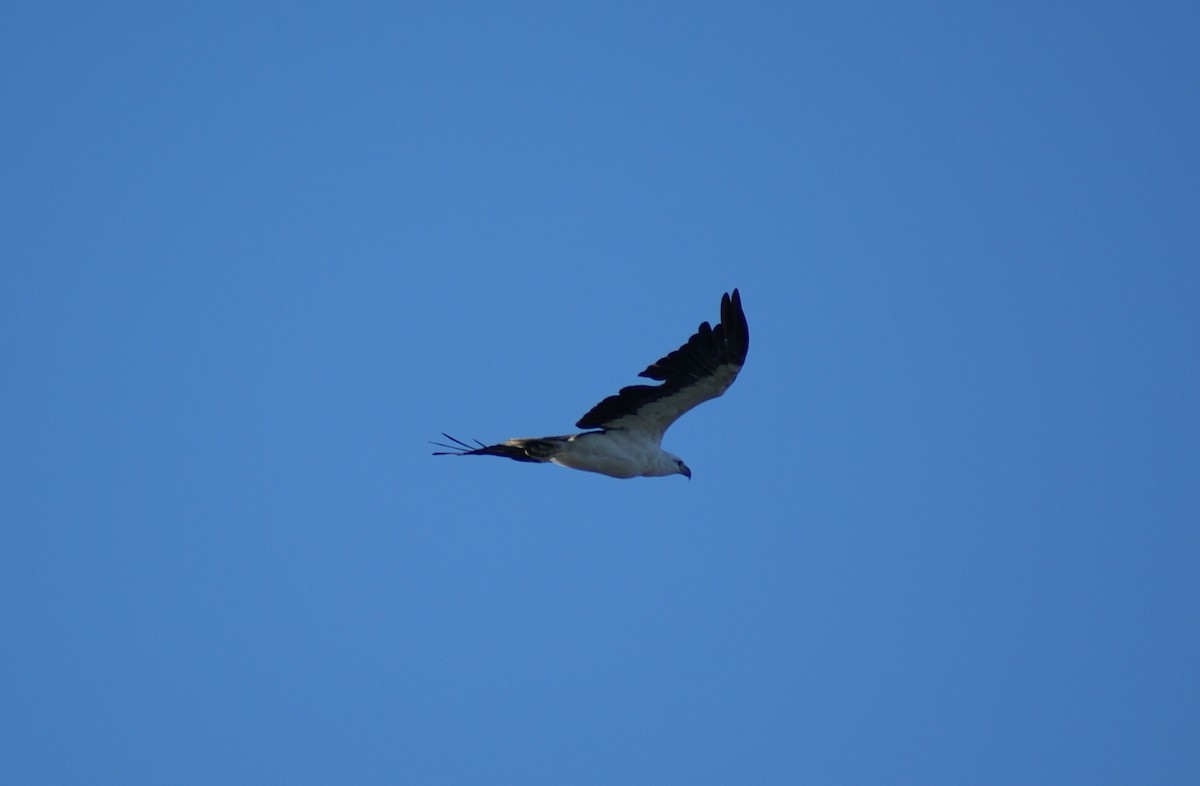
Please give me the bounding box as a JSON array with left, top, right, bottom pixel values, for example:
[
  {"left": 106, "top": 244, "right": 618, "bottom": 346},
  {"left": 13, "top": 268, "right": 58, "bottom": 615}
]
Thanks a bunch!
[
  {"left": 574, "top": 289, "right": 749, "bottom": 430},
  {"left": 431, "top": 433, "right": 563, "bottom": 463}
]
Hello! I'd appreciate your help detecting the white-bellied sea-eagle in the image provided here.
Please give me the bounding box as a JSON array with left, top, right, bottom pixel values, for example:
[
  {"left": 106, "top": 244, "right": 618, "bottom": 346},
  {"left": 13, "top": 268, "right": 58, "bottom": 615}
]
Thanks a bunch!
[{"left": 432, "top": 289, "right": 748, "bottom": 479}]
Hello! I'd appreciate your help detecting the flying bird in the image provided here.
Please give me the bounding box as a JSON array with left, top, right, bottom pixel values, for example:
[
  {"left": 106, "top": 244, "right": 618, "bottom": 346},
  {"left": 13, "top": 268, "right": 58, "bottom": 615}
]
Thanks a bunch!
[{"left": 433, "top": 289, "right": 748, "bottom": 479}]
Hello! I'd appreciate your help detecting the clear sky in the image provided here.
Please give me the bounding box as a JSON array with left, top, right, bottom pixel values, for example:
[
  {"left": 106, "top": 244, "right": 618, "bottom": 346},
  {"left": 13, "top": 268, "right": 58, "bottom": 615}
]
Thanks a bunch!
[{"left": 3, "top": 2, "right": 1198, "bottom": 784}]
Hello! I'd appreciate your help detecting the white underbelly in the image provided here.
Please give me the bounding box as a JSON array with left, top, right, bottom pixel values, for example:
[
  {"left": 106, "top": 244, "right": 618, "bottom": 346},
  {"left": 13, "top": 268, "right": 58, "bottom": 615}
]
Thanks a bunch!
[{"left": 552, "top": 432, "right": 656, "bottom": 478}]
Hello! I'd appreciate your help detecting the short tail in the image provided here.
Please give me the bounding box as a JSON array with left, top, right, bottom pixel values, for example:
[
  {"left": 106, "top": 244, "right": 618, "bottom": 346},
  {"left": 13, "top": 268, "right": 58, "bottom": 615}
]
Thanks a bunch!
[{"left": 430, "top": 433, "right": 564, "bottom": 464}]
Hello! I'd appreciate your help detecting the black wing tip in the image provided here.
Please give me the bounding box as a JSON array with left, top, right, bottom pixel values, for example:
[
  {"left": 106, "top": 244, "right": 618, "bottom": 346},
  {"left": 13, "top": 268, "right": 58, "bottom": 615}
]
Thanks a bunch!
[
  {"left": 430, "top": 433, "right": 488, "bottom": 455},
  {"left": 431, "top": 437, "right": 486, "bottom": 457},
  {"left": 430, "top": 434, "right": 549, "bottom": 463},
  {"left": 725, "top": 287, "right": 748, "bottom": 365},
  {"left": 635, "top": 288, "right": 748, "bottom": 380}
]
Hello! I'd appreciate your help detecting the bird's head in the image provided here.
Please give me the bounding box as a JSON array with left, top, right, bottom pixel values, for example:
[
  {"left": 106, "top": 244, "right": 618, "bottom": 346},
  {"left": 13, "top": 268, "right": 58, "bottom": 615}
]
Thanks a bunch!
[{"left": 647, "top": 450, "right": 691, "bottom": 479}]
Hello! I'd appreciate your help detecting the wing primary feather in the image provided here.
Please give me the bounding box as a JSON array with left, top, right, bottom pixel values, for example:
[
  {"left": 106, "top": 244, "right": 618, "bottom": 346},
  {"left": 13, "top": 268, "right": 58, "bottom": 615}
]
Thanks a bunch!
[
  {"left": 431, "top": 434, "right": 555, "bottom": 463},
  {"left": 431, "top": 433, "right": 492, "bottom": 454}
]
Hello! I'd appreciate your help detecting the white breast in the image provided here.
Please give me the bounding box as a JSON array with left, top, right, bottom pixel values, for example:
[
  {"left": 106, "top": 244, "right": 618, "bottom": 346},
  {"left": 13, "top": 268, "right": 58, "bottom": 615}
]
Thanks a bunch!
[{"left": 550, "top": 430, "right": 666, "bottom": 479}]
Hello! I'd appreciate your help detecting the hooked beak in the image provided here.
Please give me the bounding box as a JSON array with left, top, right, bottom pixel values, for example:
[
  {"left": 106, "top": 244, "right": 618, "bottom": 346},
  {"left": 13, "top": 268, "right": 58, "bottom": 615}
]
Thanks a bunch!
[{"left": 681, "top": 465, "right": 692, "bottom": 480}]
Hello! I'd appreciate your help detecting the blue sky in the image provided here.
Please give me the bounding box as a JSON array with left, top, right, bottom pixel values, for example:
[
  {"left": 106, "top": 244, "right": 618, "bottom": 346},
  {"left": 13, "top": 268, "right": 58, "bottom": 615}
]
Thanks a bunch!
[{"left": 3, "top": 2, "right": 1198, "bottom": 783}]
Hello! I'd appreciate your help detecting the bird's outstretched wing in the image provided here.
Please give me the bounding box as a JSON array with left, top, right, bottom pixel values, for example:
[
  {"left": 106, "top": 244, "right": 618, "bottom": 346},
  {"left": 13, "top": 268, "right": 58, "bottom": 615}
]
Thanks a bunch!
[{"left": 574, "top": 289, "right": 749, "bottom": 441}]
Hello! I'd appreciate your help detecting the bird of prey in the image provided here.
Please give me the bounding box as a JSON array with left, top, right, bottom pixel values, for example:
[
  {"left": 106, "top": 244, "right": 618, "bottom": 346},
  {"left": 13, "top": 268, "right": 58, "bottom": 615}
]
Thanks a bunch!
[{"left": 432, "top": 289, "right": 748, "bottom": 479}]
